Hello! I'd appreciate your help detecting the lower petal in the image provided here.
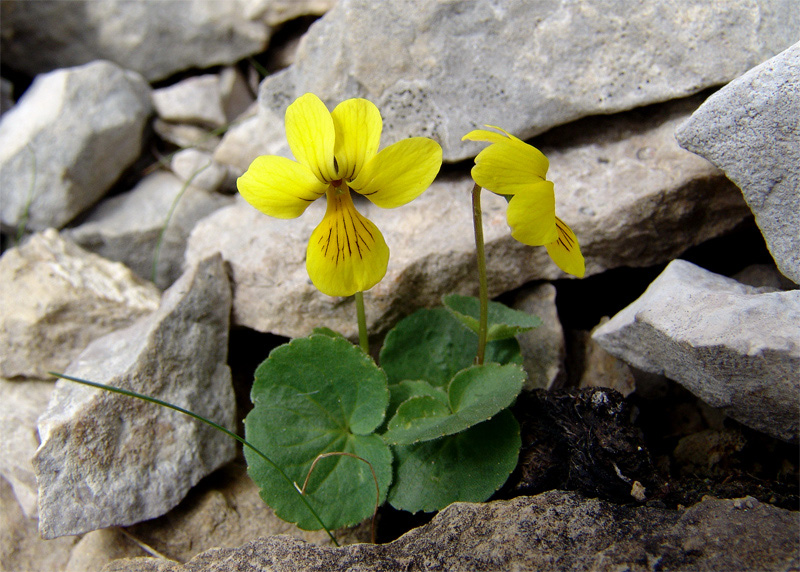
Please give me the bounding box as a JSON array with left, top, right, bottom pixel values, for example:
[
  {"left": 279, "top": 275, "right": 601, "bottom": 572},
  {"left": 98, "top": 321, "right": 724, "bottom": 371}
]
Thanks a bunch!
[
  {"left": 306, "top": 189, "right": 390, "bottom": 296},
  {"left": 545, "top": 217, "right": 585, "bottom": 278},
  {"left": 506, "top": 181, "right": 558, "bottom": 245}
]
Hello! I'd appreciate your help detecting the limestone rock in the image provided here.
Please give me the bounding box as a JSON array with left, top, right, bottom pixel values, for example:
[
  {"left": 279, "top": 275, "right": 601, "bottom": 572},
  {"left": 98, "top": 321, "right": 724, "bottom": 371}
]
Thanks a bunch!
[
  {"left": 213, "top": 106, "right": 288, "bottom": 175},
  {"left": 0, "top": 61, "right": 151, "bottom": 232},
  {"left": 0, "top": 77, "right": 12, "bottom": 116},
  {"left": 0, "top": 229, "right": 161, "bottom": 379},
  {"left": 153, "top": 75, "right": 227, "bottom": 129},
  {"left": 34, "top": 255, "right": 236, "bottom": 538},
  {"left": 245, "top": 0, "right": 337, "bottom": 27},
  {"left": 153, "top": 120, "right": 221, "bottom": 152},
  {"left": 0, "top": 1, "right": 268, "bottom": 82},
  {"left": 513, "top": 284, "right": 565, "bottom": 390},
  {"left": 0, "top": 378, "right": 53, "bottom": 517},
  {"left": 260, "top": 0, "right": 798, "bottom": 161},
  {"left": 101, "top": 491, "right": 800, "bottom": 572},
  {"left": 593, "top": 259, "right": 800, "bottom": 443},
  {"left": 65, "top": 529, "right": 148, "bottom": 572},
  {"left": 676, "top": 42, "right": 800, "bottom": 284},
  {"left": 170, "top": 150, "right": 231, "bottom": 194},
  {"left": 187, "top": 97, "right": 750, "bottom": 338},
  {"left": 68, "top": 171, "right": 234, "bottom": 289},
  {"left": 578, "top": 319, "right": 637, "bottom": 397}
]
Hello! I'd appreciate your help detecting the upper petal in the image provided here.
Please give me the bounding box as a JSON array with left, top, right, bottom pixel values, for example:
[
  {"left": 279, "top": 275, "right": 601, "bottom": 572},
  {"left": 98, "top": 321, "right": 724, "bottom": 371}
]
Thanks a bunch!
[
  {"left": 331, "top": 98, "right": 382, "bottom": 181},
  {"left": 349, "top": 137, "right": 442, "bottom": 208},
  {"left": 306, "top": 188, "right": 390, "bottom": 296},
  {"left": 545, "top": 216, "right": 585, "bottom": 277},
  {"left": 505, "top": 180, "right": 558, "bottom": 245},
  {"left": 285, "top": 93, "right": 337, "bottom": 183},
  {"left": 466, "top": 126, "right": 549, "bottom": 195},
  {"left": 237, "top": 155, "right": 328, "bottom": 219}
]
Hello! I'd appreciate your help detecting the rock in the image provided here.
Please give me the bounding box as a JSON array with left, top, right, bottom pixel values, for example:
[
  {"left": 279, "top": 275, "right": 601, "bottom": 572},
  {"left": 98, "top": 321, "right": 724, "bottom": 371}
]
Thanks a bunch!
[
  {"left": 170, "top": 149, "right": 231, "bottom": 194},
  {"left": 0, "top": 77, "right": 12, "bottom": 116},
  {"left": 0, "top": 476, "right": 78, "bottom": 572},
  {"left": 152, "top": 75, "right": 227, "bottom": 129},
  {"left": 219, "top": 67, "right": 256, "bottom": 123},
  {"left": 65, "top": 529, "right": 148, "bottom": 572},
  {"left": 673, "top": 429, "right": 747, "bottom": 478},
  {"left": 68, "top": 171, "right": 234, "bottom": 289},
  {"left": 0, "top": 378, "right": 54, "bottom": 517},
  {"left": 578, "top": 319, "right": 637, "bottom": 397},
  {"left": 512, "top": 284, "right": 565, "bottom": 390},
  {"left": 675, "top": 42, "right": 800, "bottom": 284},
  {"left": 153, "top": 120, "right": 221, "bottom": 153},
  {"left": 0, "top": 61, "right": 151, "bottom": 232},
  {"left": 260, "top": 0, "right": 798, "bottom": 162},
  {"left": 213, "top": 106, "right": 288, "bottom": 175},
  {"left": 101, "top": 491, "right": 800, "bottom": 572},
  {"left": 187, "top": 96, "right": 750, "bottom": 338},
  {"left": 247, "top": 0, "right": 337, "bottom": 27},
  {"left": 0, "top": 229, "right": 161, "bottom": 379},
  {"left": 0, "top": 1, "right": 268, "bottom": 82},
  {"left": 592, "top": 259, "right": 800, "bottom": 443},
  {"left": 34, "top": 255, "right": 237, "bottom": 539},
  {"left": 734, "top": 263, "right": 798, "bottom": 291}
]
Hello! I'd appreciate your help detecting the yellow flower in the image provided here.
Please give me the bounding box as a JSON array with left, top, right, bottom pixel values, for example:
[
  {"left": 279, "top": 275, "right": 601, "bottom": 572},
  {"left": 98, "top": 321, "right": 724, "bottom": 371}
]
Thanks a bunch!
[
  {"left": 462, "top": 125, "right": 585, "bottom": 278},
  {"left": 238, "top": 93, "right": 442, "bottom": 296}
]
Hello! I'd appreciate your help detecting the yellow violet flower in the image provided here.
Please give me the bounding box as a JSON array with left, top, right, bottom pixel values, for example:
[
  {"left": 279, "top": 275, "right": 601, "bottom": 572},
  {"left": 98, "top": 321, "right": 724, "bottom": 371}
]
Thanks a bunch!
[
  {"left": 462, "top": 125, "right": 585, "bottom": 278},
  {"left": 238, "top": 93, "right": 442, "bottom": 296}
]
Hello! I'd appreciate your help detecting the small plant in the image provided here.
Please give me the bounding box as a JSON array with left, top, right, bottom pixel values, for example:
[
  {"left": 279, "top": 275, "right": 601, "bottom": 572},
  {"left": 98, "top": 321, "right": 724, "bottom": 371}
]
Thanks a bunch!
[{"left": 57, "top": 94, "right": 584, "bottom": 542}]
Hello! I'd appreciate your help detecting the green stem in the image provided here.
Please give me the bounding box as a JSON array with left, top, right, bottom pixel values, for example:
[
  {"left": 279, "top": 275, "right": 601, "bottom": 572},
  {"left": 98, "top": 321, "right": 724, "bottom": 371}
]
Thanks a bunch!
[
  {"left": 49, "top": 372, "right": 339, "bottom": 546},
  {"left": 355, "top": 291, "right": 369, "bottom": 353},
  {"left": 471, "top": 184, "right": 489, "bottom": 365}
]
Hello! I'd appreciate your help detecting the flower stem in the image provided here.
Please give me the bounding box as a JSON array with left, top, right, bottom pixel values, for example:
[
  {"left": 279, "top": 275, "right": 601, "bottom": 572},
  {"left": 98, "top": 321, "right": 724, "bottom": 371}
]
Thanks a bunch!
[
  {"left": 471, "top": 183, "right": 489, "bottom": 365},
  {"left": 355, "top": 291, "right": 369, "bottom": 353}
]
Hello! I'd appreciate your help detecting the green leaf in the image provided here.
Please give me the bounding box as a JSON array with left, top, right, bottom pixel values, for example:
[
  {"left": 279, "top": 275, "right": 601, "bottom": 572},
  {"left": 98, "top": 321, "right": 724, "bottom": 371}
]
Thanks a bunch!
[
  {"left": 388, "top": 410, "right": 521, "bottom": 513},
  {"left": 443, "top": 294, "right": 542, "bottom": 341},
  {"left": 387, "top": 380, "right": 448, "bottom": 420},
  {"left": 380, "top": 307, "right": 523, "bottom": 387},
  {"left": 381, "top": 363, "right": 526, "bottom": 445},
  {"left": 311, "top": 326, "right": 348, "bottom": 340},
  {"left": 244, "top": 335, "right": 392, "bottom": 530}
]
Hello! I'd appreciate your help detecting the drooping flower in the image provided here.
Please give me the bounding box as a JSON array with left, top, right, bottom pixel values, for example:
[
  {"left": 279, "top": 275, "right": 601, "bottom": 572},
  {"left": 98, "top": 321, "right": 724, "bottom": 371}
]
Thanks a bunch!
[
  {"left": 238, "top": 93, "right": 442, "bottom": 296},
  {"left": 462, "top": 125, "right": 585, "bottom": 278}
]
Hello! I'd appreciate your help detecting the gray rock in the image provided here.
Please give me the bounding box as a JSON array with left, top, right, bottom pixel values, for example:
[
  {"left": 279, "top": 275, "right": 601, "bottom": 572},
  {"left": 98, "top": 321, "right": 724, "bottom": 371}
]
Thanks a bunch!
[
  {"left": 219, "top": 67, "right": 256, "bottom": 124},
  {"left": 0, "top": 378, "right": 53, "bottom": 517},
  {"left": 213, "top": 106, "right": 287, "bottom": 175},
  {"left": 187, "top": 97, "right": 750, "bottom": 338},
  {"left": 734, "top": 263, "right": 799, "bottom": 291},
  {"left": 0, "top": 61, "right": 151, "bottom": 232},
  {"left": 593, "top": 259, "right": 800, "bottom": 443},
  {"left": 101, "top": 491, "right": 800, "bottom": 572},
  {"left": 675, "top": 42, "right": 800, "bottom": 285},
  {"left": 248, "top": 0, "right": 337, "bottom": 27},
  {"left": 153, "top": 120, "right": 221, "bottom": 152},
  {"left": 578, "top": 321, "right": 637, "bottom": 397},
  {"left": 152, "top": 75, "right": 227, "bottom": 129},
  {"left": 65, "top": 529, "right": 148, "bottom": 572},
  {"left": 68, "top": 171, "right": 234, "bottom": 289},
  {"left": 34, "top": 255, "right": 236, "bottom": 539},
  {"left": 0, "top": 77, "right": 12, "bottom": 116},
  {"left": 0, "top": 1, "right": 268, "bottom": 82},
  {"left": 513, "top": 284, "right": 565, "bottom": 390},
  {"left": 0, "top": 229, "right": 161, "bottom": 379},
  {"left": 170, "top": 149, "right": 230, "bottom": 194},
  {"left": 260, "top": 0, "right": 798, "bottom": 162}
]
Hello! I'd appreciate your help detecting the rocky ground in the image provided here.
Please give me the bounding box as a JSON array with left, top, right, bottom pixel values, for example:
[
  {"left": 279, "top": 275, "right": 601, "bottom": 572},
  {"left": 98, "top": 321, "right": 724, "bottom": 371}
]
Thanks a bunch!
[{"left": 0, "top": 1, "right": 798, "bottom": 571}]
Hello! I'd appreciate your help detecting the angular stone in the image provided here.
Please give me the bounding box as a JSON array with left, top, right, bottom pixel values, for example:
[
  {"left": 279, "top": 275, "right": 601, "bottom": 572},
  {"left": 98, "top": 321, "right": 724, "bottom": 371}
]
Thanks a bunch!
[
  {"left": 578, "top": 323, "right": 637, "bottom": 398},
  {"left": 512, "top": 284, "right": 565, "bottom": 390},
  {"left": 68, "top": 171, "right": 234, "bottom": 289},
  {"left": 65, "top": 529, "right": 147, "bottom": 572},
  {"left": 0, "top": 378, "right": 53, "bottom": 517},
  {"left": 675, "top": 42, "right": 800, "bottom": 284},
  {"left": 101, "top": 491, "right": 800, "bottom": 572},
  {"left": 187, "top": 97, "right": 750, "bottom": 338},
  {"left": 34, "top": 255, "right": 236, "bottom": 538},
  {"left": 246, "top": 0, "right": 337, "bottom": 27},
  {"left": 0, "top": 61, "right": 151, "bottom": 232},
  {"left": 213, "top": 106, "right": 288, "bottom": 175},
  {"left": 170, "top": 149, "right": 231, "bottom": 194},
  {"left": 153, "top": 119, "right": 222, "bottom": 153},
  {"left": 592, "top": 259, "right": 800, "bottom": 443},
  {"left": 0, "top": 1, "right": 269, "bottom": 82},
  {"left": 153, "top": 75, "right": 227, "bottom": 129},
  {"left": 0, "top": 229, "right": 160, "bottom": 379},
  {"left": 260, "top": 0, "right": 798, "bottom": 161},
  {"left": 219, "top": 67, "right": 256, "bottom": 124}
]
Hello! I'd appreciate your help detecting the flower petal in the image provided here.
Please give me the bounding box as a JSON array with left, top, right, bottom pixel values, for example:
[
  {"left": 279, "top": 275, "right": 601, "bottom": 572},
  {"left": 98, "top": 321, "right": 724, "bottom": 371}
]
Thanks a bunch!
[
  {"left": 331, "top": 98, "right": 382, "bottom": 181},
  {"left": 238, "top": 155, "right": 328, "bottom": 219},
  {"left": 466, "top": 126, "right": 549, "bottom": 195},
  {"left": 545, "top": 217, "right": 585, "bottom": 278},
  {"left": 306, "top": 189, "right": 390, "bottom": 296},
  {"left": 505, "top": 181, "right": 558, "bottom": 245},
  {"left": 285, "top": 93, "right": 337, "bottom": 183},
  {"left": 349, "top": 137, "right": 442, "bottom": 208}
]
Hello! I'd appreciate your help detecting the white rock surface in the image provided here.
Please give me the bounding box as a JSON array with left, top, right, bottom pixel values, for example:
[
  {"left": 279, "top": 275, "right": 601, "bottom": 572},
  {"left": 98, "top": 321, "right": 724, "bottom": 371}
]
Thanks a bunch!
[
  {"left": 187, "top": 97, "right": 750, "bottom": 338},
  {"left": 68, "top": 171, "right": 234, "bottom": 289},
  {"left": 513, "top": 284, "right": 565, "bottom": 391},
  {"left": 675, "top": 42, "right": 800, "bottom": 285},
  {"left": 213, "top": 106, "right": 288, "bottom": 175},
  {"left": 0, "top": 229, "right": 161, "bottom": 379},
  {"left": 0, "top": 378, "right": 54, "bottom": 517},
  {"left": 0, "top": 61, "right": 151, "bottom": 232},
  {"left": 153, "top": 75, "right": 227, "bottom": 129},
  {"left": 260, "top": 0, "right": 799, "bottom": 161},
  {"left": 34, "top": 255, "right": 237, "bottom": 538},
  {"left": 593, "top": 260, "right": 800, "bottom": 443},
  {"left": 170, "top": 149, "right": 231, "bottom": 193}
]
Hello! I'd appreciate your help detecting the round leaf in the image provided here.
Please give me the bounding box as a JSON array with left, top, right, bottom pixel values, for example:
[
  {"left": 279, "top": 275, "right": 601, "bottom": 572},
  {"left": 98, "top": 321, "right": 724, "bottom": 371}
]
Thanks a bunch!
[{"left": 443, "top": 294, "right": 542, "bottom": 341}]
